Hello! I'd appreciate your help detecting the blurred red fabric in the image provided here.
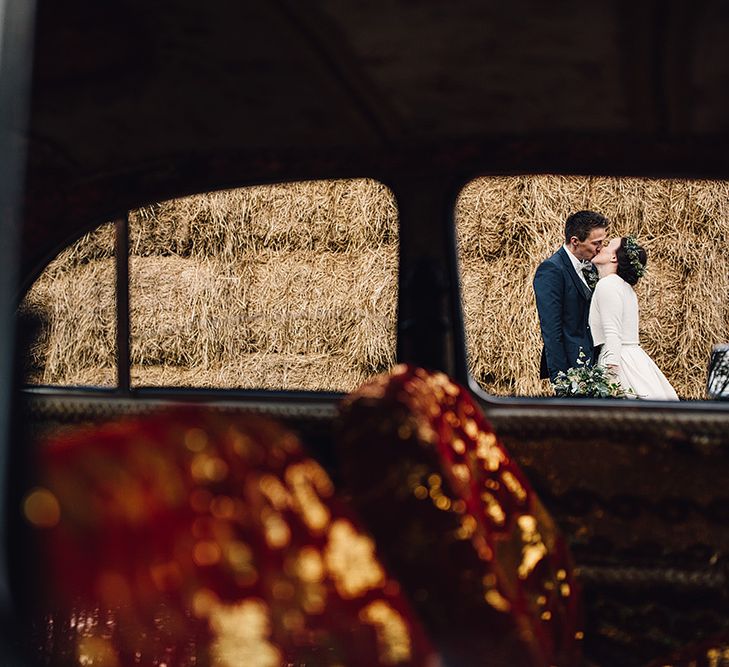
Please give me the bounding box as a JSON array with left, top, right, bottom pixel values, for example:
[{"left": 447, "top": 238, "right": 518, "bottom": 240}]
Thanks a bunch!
[
  {"left": 336, "top": 364, "right": 582, "bottom": 667},
  {"left": 25, "top": 407, "right": 437, "bottom": 666}
]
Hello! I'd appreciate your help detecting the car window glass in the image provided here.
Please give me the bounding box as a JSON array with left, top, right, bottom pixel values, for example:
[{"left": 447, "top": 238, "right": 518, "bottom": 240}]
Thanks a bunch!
[
  {"left": 456, "top": 175, "right": 729, "bottom": 400},
  {"left": 21, "top": 179, "right": 398, "bottom": 393},
  {"left": 19, "top": 222, "right": 117, "bottom": 387}
]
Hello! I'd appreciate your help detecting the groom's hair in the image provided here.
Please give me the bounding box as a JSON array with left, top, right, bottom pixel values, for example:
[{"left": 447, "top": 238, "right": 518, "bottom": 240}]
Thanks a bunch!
[{"left": 564, "top": 210, "right": 609, "bottom": 243}]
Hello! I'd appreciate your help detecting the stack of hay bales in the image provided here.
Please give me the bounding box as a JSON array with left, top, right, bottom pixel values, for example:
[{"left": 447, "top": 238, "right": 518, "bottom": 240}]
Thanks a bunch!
[
  {"left": 22, "top": 179, "right": 399, "bottom": 391},
  {"left": 456, "top": 175, "right": 729, "bottom": 399},
  {"left": 22, "top": 175, "right": 729, "bottom": 399}
]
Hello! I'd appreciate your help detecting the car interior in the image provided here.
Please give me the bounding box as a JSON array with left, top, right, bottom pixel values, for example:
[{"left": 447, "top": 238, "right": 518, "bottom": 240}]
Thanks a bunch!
[{"left": 2, "top": 2, "right": 729, "bottom": 666}]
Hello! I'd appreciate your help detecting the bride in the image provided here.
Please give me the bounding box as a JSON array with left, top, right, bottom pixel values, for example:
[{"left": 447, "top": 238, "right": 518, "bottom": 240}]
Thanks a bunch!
[{"left": 589, "top": 236, "right": 679, "bottom": 400}]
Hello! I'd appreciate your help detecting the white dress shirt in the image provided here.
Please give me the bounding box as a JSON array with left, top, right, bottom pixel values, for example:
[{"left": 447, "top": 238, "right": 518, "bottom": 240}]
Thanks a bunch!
[{"left": 562, "top": 244, "right": 589, "bottom": 287}]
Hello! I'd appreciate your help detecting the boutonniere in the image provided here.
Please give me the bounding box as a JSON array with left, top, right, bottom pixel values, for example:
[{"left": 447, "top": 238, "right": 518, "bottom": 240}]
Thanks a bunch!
[{"left": 581, "top": 263, "right": 598, "bottom": 290}]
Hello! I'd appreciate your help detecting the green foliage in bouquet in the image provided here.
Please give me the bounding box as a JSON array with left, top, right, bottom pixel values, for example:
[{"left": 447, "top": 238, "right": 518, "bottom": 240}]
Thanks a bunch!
[{"left": 552, "top": 350, "right": 634, "bottom": 398}]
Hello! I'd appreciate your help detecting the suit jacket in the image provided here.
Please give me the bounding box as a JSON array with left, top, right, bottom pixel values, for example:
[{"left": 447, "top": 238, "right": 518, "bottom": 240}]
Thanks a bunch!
[{"left": 533, "top": 247, "right": 595, "bottom": 382}]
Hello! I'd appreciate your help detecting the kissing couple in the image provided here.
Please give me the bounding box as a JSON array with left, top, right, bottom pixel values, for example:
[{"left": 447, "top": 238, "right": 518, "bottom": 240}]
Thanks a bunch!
[{"left": 533, "top": 210, "right": 678, "bottom": 400}]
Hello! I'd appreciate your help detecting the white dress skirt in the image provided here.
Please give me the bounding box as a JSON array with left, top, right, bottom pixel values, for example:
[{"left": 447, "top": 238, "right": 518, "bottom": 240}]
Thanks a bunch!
[{"left": 589, "top": 274, "right": 679, "bottom": 400}]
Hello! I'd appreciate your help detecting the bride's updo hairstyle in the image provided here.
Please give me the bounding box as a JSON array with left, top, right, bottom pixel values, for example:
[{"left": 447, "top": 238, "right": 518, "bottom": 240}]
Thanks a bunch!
[{"left": 616, "top": 236, "right": 647, "bottom": 285}]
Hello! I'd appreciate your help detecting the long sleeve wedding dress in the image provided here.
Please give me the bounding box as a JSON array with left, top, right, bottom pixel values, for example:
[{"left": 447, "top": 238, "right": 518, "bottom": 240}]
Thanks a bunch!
[{"left": 589, "top": 274, "right": 679, "bottom": 400}]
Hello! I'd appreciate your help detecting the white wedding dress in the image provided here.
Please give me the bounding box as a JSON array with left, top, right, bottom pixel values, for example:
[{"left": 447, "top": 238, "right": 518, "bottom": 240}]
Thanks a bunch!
[{"left": 589, "top": 274, "right": 679, "bottom": 400}]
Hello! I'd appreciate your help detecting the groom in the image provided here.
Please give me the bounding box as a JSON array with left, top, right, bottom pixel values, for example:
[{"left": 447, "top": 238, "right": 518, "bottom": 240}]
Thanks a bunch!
[{"left": 533, "top": 210, "right": 608, "bottom": 384}]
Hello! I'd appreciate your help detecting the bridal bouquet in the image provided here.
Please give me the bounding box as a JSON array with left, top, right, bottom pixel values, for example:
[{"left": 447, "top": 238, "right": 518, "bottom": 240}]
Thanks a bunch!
[{"left": 552, "top": 351, "right": 633, "bottom": 399}]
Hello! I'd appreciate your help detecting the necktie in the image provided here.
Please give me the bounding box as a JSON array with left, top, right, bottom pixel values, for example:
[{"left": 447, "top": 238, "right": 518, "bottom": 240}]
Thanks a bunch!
[{"left": 581, "top": 262, "right": 596, "bottom": 289}]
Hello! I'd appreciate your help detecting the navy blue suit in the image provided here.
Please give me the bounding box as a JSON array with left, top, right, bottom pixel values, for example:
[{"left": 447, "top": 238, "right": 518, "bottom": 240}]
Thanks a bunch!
[{"left": 533, "top": 247, "right": 595, "bottom": 382}]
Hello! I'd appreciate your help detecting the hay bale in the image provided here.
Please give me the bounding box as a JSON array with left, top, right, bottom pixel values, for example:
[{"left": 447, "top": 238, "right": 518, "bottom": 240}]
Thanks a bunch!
[
  {"left": 26, "top": 357, "right": 369, "bottom": 393},
  {"left": 129, "top": 250, "right": 397, "bottom": 374},
  {"left": 44, "top": 178, "right": 398, "bottom": 262},
  {"left": 129, "top": 179, "right": 398, "bottom": 259},
  {"left": 635, "top": 257, "right": 687, "bottom": 390},
  {"left": 132, "top": 249, "right": 397, "bottom": 374},
  {"left": 244, "top": 248, "right": 396, "bottom": 373},
  {"left": 460, "top": 255, "right": 546, "bottom": 396},
  {"left": 456, "top": 177, "right": 517, "bottom": 259},
  {"left": 21, "top": 259, "right": 116, "bottom": 385},
  {"left": 22, "top": 248, "right": 397, "bottom": 389},
  {"left": 129, "top": 256, "right": 262, "bottom": 368},
  {"left": 128, "top": 206, "right": 194, "bottom": 257},
  {"left": 660, "top": 255, "right": 729, "bottom": 398},
  {"left": 131, "top": 354, "right": 368, "bottom": 392},
  {"left": 457, "top": 175, "right": 600, "bottom": 261}
]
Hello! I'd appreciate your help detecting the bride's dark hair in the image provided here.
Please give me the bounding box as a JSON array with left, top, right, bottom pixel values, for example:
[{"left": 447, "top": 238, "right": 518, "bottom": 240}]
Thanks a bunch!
[{"left": 616, "top": 236, "right": 647, "bottom": 285}]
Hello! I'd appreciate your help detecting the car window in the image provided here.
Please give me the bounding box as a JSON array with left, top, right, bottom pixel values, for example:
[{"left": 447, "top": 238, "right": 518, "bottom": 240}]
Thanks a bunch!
[
  {"left": 455, "top": 174, "right": 729, "bottom": 401},
  {"left": 20, "top": 179, "right": 398, "bottom": 392},
  {"left": 20, "top": 222, "right": 117, "bottom": 387}
]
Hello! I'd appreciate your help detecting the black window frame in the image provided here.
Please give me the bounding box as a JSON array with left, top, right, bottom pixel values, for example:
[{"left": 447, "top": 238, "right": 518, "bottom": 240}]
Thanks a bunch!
[{"left": 15, "top": 175, "right": 729, "bottom": 444}]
